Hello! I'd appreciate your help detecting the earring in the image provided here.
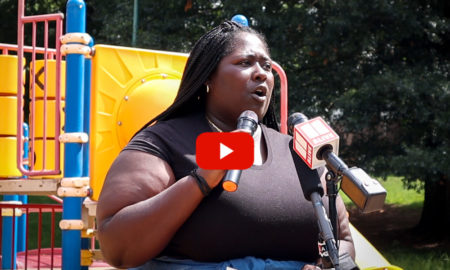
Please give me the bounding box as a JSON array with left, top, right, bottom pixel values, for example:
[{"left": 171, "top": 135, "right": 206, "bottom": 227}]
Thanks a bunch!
[{"left": 206, "top": 85, "right": 210, "bottom": 94}]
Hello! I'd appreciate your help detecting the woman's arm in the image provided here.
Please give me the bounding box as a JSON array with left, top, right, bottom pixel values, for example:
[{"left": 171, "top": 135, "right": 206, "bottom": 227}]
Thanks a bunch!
[{"left": 96, "top": 150, "right": 225, "bottom": 268}]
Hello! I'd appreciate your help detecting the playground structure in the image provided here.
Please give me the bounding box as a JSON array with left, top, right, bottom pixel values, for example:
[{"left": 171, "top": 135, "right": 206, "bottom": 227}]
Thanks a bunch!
[{"left": 0, "top": 0, "right": 402, "bottom": 269}]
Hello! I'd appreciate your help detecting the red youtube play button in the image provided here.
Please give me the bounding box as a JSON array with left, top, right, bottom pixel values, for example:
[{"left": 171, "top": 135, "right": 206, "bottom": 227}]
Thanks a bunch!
[{"left": 196, "top": 132, "right": 254, "bottom": 170}]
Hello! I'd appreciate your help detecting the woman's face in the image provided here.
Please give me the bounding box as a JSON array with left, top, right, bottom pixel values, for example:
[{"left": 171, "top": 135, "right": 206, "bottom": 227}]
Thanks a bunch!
[{"left": 206, "top": 32, "right": 274, "bottom": 126}]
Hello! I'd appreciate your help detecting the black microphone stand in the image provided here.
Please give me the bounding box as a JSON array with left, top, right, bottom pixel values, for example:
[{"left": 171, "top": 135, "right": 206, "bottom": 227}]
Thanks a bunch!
[
  {"left": 310, "top": 191, "right": 340, "bottom": 270},
  {"left": 325, "top": 169, "right": 339, "bottom": 245},
  {"left": 319, "top": 148, "right": 350, "bottom": 269}
]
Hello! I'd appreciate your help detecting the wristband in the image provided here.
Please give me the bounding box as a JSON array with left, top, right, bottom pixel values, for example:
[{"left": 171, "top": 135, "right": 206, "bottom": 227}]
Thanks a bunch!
[{"left": 190, "top": 169, "right": 212, "bottom": 196}]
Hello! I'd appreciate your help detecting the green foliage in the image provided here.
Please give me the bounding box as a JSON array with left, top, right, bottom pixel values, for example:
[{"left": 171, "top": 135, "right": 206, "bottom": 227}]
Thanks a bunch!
[
  {"left": 0, "top": 0, "right": 66, "bottom": 46},
  {"left": 0, "top": 0, "right": 19, "bottom": 44},
  {"left": 294, "top": 1, "right": 450, "bottom": 184},
  {"left": 88, "top": 0, "right": 238, "bottom": 52}
]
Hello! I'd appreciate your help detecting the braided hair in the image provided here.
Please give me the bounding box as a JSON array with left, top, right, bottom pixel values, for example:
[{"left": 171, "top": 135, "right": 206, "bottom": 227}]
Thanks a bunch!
[{"left": 140, "top": 20, "right": 279, "bottom": 131}]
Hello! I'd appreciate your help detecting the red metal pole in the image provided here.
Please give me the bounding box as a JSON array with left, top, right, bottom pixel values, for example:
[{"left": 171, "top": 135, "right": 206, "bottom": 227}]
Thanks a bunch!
[
  {"left": 30, "top": 21, "right": 37, "bottom": 172},
  {"left": 37, "top": 208, "right": 42, "bottom": 269},
  {"left": 17, "top": 0, "right": 25, "bottom": 176},
  {"left": 51, "top": 207, "right": 56, "bottom": 269},
  {"left": 42, "top": 20, "right": 49, "bottom": 172},
  {"left": 25, "top": 207, "right": 29, "bottom": 269},
  {"left": 272, "top": 62, "right": 289, "bottom": 134},
  {"left": 14, "top": 1, "right": 64, "bottom": 176},
  {"left": 11, "top": 209, "right": 16, "bottom": 269}
]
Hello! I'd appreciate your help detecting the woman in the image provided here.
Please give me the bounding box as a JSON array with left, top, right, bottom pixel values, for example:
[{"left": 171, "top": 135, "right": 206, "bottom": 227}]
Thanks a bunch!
[{"left": 96, "top": 21, "right": 355, "bottom": 270}]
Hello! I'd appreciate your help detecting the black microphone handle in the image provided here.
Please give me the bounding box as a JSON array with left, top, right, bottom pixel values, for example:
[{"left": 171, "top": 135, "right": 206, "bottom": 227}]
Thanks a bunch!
[
  {"left": 290, "top": 140, "right": 324, "bottom": 200},
  {"left": 310, "top": 192, "right": 340, "bottom": 269},
  {"left": 320, "top": 148, "right": 349, "bottom": 175}
]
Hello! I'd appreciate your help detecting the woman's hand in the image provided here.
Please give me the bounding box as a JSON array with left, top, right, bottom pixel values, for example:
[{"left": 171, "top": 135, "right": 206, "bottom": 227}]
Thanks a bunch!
[
  {"left": 196, "top": 167, "right": 226, "bottom": 190},
  {"left": 194, "top": 127, "right": 252, "bottom": 191}
]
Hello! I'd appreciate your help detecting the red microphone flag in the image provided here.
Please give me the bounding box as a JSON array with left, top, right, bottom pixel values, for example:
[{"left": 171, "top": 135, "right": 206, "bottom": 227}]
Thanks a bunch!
[{"left": 292, "top": 117, "right": 339, "bottom": 169}]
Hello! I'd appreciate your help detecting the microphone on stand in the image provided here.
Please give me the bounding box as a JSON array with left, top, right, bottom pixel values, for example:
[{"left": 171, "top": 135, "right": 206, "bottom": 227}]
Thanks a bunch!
[
  {"left": 287, "top": 113, "right": 387, "bottom": 213},
  {"left": 222, "top": 110, "right": 258, "bottom": 192},
  {"left": 289, "top": 142, "right": 340, "bottom": 269}
]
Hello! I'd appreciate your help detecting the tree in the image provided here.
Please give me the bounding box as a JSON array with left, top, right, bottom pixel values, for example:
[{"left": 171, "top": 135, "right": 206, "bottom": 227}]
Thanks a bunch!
[
  {"left": 256, "top": 0, "right": 449, "bottom": 236},
  {"left": 0, "top": 0, "right": 67, "bottom": 47},
  {"left": 296, "top": 0, "right": 449, "bottom": 237}
]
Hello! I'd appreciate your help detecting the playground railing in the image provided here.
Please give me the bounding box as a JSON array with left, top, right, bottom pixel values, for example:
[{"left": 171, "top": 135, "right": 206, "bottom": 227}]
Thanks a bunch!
[
  {"left": 0, "top": 202, "right": 63, "bottom": 269},
  {"left": 16, "top": 0, "right": 64, "bottom": 177}
]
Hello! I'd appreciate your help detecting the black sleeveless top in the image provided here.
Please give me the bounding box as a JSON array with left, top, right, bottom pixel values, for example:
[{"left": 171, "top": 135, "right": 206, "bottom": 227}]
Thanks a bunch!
[{"left": 124, "top": 112, "right": 321, "bottom": 263}]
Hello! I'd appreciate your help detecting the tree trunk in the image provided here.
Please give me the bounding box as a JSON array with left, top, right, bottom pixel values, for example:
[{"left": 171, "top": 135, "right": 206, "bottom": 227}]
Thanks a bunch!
[{"left": 417, "top": 175, "right": 449, "bottom": 239}]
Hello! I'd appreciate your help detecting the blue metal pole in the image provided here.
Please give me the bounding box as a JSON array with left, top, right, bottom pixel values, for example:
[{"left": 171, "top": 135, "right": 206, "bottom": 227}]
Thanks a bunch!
[
  {"left": 2, "top": 195, "right": 19, "bottom": 269},
  {"left": 0, "top": 124, "right": 28, "bottom": 268},
  {"left": 80, "top": 38, "right": 93, "bottom": 270},
  {"left": 17, "top": 194, "right": 27, "bottom": 252},
  {"left": 63, "top": 1, "right": 86, "bottom": 269}
]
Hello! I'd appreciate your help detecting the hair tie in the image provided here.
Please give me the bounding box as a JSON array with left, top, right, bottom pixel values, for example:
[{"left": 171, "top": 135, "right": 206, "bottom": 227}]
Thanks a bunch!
[{"left": 190, "top": 169, "right": 211, "bottom": 196}]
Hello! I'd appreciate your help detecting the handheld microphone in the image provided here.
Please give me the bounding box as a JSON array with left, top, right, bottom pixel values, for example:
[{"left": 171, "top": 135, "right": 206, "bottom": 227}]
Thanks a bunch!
[
  {"left": 288, "top": 113, "right": 387, "bottom": 213},
  {"left": 222, "top": 110, "right": 258, "bottom": 192}
]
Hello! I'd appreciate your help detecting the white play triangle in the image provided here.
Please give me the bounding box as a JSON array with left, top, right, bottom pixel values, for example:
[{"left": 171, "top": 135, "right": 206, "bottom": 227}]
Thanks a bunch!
[{"left": 220, "top": 143, "right": 233, "bottom": 160}]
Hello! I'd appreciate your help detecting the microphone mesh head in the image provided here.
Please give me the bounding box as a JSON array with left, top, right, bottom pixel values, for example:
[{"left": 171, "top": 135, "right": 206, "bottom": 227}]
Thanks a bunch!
[
  {"left": 287, "top": 113, "right": 308, "bottom": 135},
  {"left": 238, "top": 110, "right": 258, "bottom": 134},
  {"left": 239, "top": 110, "right": 258, "bottom": 122}
]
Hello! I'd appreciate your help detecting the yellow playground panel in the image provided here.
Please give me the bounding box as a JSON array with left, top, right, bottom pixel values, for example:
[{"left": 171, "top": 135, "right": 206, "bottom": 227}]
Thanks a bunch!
[
  {"left": 0, "top": 55, "right": 24, "bottom": 95},
  {"left": 31, "top": 59, "right": 66, "bottom": 99},
  {"left": 31, "top": 60, "right": 66, "bottom": 176},
  {"left": 30, "top": 59, "right": 66, "bottom": 176},
  {"left": 0, "top": 55, "right": 25, "bottom": 177},
  {"left": 90, "top": 44, "right": 188, "bottom": 200},
  {"left": 349, "top": 224, "right": 402, "bottom": 270},
  {"left": 0, "top": 56, "right": 66, "bottom": 177}
]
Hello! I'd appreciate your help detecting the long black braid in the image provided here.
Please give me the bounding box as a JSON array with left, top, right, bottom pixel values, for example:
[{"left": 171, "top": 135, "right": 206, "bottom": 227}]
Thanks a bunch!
[{"left": 137, "top": 20, "right": 279, "bottom": 134}]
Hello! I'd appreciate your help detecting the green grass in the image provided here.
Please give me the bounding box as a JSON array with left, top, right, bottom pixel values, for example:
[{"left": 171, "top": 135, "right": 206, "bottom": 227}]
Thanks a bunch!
[
  {"left": 384, "top": 247, "right": 450, "bottom": 270},
  {"left": 374, "top": 175, "right": 424, "bottom": 206}
]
